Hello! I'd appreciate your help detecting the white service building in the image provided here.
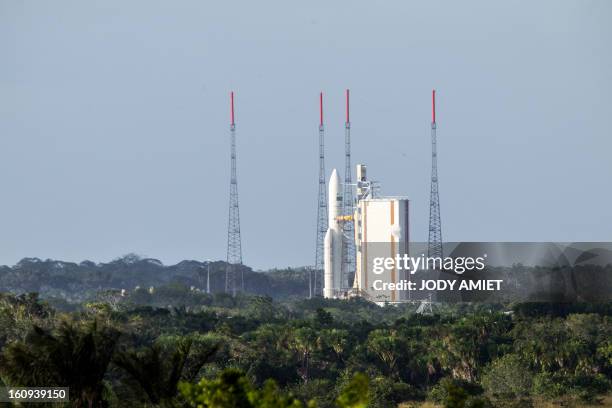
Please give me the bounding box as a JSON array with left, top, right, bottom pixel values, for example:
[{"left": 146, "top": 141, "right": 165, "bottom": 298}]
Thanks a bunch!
[{"left": 352, "top": 191, "right": 410, "bottom": 303}]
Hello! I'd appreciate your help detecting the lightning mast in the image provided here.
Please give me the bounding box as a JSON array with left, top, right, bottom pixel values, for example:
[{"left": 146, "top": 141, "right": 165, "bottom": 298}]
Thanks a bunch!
[
  {"left": 226, "top": 91, "right": 243, "bottom": 295},
  {"left": 428, "top": 89, "right": 443, "bottom": 258},
  {"left": 342, "top": 89, "right": 356, "bottom": 289},
  {"left": 314, "top": 92, "right": 328, "bottom": 296}
]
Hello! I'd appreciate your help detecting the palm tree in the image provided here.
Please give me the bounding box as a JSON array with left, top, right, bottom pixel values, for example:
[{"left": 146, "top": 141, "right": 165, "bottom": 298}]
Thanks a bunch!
[
  {"left": 113, "top": 336, "right": 218, "bottom": 406},
  {"left": 321, "top": 328, "right": 349, "bottom": 363},
  {"left": 367, "top": 329, "right": 404, "bottom": 377},
  {"left": 0, "top": 320, "right": 119, "bottom": 407},
  {"left": 291, "top": 327, "right": 318, "bottom": 383}
]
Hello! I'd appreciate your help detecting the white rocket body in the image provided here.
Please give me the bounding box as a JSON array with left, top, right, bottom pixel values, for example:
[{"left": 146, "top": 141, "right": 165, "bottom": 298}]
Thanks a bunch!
[{"left": 324, "top": 169, "right": 343, "bottom": 298}]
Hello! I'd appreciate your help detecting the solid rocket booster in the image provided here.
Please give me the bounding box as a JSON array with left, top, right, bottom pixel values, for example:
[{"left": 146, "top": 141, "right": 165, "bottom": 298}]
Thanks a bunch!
[{"left": 324, "top": 169, "right": 343, "bottom": 298}]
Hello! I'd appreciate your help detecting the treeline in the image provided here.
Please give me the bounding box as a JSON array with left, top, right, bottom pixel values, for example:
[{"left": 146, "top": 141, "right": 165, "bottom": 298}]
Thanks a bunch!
[
  {"left": 0, "top": 291, "right": 610, "bottom": 407},
  {"left": 2, "top": 256, "right": 611, "bottom": 308},
  {"left": 0, "top": 255, "right": 310, "bottom": 304}
]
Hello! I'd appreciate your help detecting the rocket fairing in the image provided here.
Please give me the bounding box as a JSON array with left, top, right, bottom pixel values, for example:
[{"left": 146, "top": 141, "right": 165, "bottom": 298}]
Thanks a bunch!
[
  {"left": 328, "top": 168, "right": 341, "bottom": 227},
  {"left": 324, "top": 169, "right": 343, "bottom": 298}
]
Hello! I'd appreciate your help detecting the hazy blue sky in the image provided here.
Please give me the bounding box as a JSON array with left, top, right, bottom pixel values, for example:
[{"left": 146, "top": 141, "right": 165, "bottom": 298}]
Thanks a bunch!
[{"left": 1, "top": 1, "right": 610, "bottom": 269}]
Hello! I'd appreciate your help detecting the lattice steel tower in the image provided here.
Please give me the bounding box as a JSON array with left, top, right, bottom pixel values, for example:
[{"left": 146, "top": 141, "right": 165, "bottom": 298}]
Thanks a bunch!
[
  {"left": 428, "top": 89, "right": 443, "bottom": 258},
  {"left": 314, "top": 92, "right": 328, "bottom": 296},
  {"left": 342, "top": 89, "right": 356, "bottom": 288},
  {"left": 226, "top": 91, "right": 243, "bottom": 295}
]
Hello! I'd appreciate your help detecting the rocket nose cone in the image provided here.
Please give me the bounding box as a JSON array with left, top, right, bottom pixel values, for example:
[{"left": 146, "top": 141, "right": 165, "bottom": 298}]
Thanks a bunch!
[
  {"left": 330, "top": 168, "right": 339, "bottom": 183},
  {"left": 329, "top": 169, "right": 340, "bottom": 196}
]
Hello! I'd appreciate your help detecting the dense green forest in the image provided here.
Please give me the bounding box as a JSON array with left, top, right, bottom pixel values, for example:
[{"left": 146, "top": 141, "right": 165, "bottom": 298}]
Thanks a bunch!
[
  {"left": 0, "top": 255, "right": 310, "bottom": 305},
  {"left": 2, "top": 255, "right": 611, "bottom": 309},
  {"left": 1, "top": 284, "right": 611, "bottom": 407}
]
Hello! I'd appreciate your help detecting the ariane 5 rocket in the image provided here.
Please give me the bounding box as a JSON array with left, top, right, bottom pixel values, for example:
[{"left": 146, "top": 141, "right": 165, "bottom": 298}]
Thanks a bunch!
[{"left": 324, "top": 168, "right": 344, "bottom": 298}]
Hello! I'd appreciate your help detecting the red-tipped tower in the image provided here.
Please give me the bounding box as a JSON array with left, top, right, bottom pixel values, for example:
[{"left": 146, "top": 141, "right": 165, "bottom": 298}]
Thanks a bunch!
[
  {"left": 226, "top": 90, "right": 242, "bottom": 294},
  {"left": 320, "top": 92, "right": 324, "bottom": 126},
  {"left": 230, "top": 91, "right": 235, "bottom": 126},
  {"left": 315, "top": 90, "right": 328, "bottom": 296},
  {"left": 341, "top": 87, "right": 355, "bottom": 288},
  {"left": 428, "top": 88, "right": 442, "bottom": 259},
  {"left": 345, "top": 89, "right": 350, "bottom": 123},
  {"left": 432, "top": 89, "right": 436, "bottom": 124}
]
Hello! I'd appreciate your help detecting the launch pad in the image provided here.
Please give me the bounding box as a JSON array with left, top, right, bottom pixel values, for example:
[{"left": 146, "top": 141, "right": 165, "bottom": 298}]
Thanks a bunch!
[
  {"left": 320, "top": 90, "right": 442, "bottom": 305},
  {"left": 323, "top": 164, "right": 411, "bottom": 303}
]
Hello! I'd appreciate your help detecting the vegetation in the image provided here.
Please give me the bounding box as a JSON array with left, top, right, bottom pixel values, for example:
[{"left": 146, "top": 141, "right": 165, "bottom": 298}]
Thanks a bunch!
[
  {"left": 0, "top": 286, "right": 610, "bottom": 407},
  {"left": 0, "top": 255, "right": 311, "bottom": 305},
  {"left": 3, "top": 255, "right": 611, "bottom": 308}
]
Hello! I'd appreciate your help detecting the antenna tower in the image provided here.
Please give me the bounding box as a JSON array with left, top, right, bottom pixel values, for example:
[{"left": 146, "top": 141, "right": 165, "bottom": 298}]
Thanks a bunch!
[
  {"left": 428, "top": 89, "right": 443, "bottom": 258},
  {"left": 226, "top": 91, "right": 243, "bottom": 295},
  {"left": 342, "top": 89, "right": 356, "bottom": 288},
  {"left": 314, "top": 92, "right": 328, "bottom": 296}
]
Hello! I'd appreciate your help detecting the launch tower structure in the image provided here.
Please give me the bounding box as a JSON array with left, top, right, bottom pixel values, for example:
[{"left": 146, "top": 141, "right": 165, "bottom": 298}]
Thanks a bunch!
[
  {"left": 314, "top": 92, "right": 328, "bottom": 296},
  {"left": 428, "top": 90, "right": 443, "bottom": 258},
  {"left": 342, "top": 89, "right": 356, "bottom": 289},
  {"left": 226, "top": 91, "right": 243, "bottom": 295}
]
